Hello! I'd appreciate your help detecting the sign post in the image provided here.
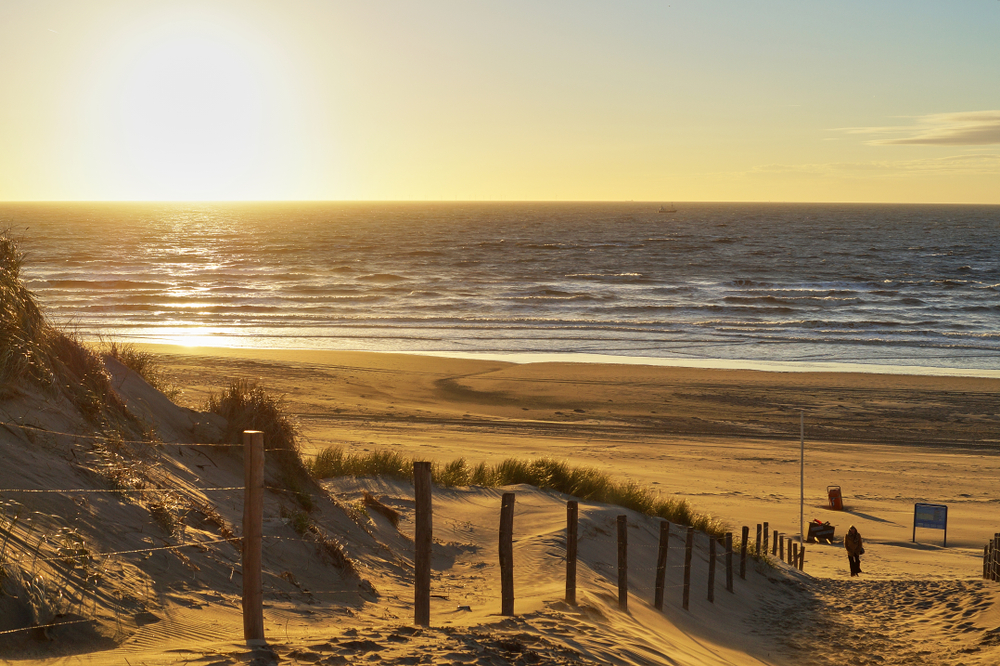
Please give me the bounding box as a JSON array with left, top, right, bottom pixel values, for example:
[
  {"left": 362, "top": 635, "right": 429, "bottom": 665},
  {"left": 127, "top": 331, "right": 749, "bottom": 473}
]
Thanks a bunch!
[{"left": 913, "top": 503, "right": 948, "bottom": 547}]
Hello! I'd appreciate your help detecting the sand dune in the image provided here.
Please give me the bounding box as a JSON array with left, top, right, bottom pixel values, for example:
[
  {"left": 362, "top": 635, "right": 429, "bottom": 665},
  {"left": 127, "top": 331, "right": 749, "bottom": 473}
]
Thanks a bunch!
[{"left": 2, "top": 345, "right": 999, "bottom": 664}]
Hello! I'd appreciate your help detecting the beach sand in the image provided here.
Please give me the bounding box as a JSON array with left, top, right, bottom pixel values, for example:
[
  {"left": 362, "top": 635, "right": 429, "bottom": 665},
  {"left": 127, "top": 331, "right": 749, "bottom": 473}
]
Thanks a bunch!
[{"left": 3, "top": 345, "right": 999, "bottom": 665}]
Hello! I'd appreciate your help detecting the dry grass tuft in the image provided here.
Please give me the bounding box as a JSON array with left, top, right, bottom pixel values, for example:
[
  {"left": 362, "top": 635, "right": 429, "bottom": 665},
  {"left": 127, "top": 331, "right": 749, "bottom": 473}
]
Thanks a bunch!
[
  {"left": 307, "top": 447, "right": 728, "bottom": 537},
  {"left": 206, "top": 380, "right": 299, "bottom": 453},
  {"left": 1, "top": 230, "right": 54, "bottom": 387},
  {"left": 101, "top": 338, "right": 179, "bottom": 398}
]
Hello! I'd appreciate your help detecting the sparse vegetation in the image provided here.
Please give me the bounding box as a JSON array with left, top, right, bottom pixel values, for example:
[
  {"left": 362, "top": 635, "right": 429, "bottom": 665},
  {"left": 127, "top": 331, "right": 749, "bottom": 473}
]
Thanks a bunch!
[
  {"left": 206, "top": 379, "right": 299, "bottom": 453},
  {"left": 307, "top": 447, "right": 728, "bottom": 537},
  {"left": 0, "top": 230, "right": 53, "bottom": 388},
  {"left": 101, "top": 337, "right": 179, "bottom": 398},
  {"left": 206, "top": 379, "right": 318, "bottom": 511}
]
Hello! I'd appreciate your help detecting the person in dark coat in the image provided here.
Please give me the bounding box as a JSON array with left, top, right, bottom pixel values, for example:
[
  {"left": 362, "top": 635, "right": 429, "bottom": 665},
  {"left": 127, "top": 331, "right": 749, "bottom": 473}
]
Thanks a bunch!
[{"left": 844, "top": 525, "right": 864, "bottom": 576}]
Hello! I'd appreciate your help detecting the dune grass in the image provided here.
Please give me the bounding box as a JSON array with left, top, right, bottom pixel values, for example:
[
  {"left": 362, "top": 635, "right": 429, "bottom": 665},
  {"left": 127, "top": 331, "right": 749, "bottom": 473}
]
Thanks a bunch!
[
  {"left": 206, "top": 379, "right": 317, "bottom": 510},
  {"left": 101, "top": 337, "right": 179, "bottom": 398},
  {"left": 1, "top": 230, "right": 53, "bottom": 387},
  {"left": 307, "top": 447, "right": 727, "bottom": 537}
]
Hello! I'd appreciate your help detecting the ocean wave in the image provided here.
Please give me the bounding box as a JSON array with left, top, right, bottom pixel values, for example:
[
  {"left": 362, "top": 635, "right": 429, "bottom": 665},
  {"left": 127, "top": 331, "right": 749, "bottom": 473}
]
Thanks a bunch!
[
  {"left": 356, "top": 273, "right": 409, "bottom": 283},
  {"left": 13, "top": 201, "right": 1000, "bottom": 370}
]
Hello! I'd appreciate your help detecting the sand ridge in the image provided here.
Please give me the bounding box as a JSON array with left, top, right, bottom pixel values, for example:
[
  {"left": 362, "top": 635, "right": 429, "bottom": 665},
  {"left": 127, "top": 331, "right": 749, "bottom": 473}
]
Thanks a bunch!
[{"left": 2, "top": 345, "right": 998, "bottom": 664}]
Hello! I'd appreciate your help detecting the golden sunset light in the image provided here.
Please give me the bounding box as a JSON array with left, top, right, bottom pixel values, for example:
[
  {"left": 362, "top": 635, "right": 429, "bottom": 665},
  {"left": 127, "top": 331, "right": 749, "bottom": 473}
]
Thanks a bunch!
[
  {"left": 2, "top": 1, "right": 999, "bottom": 202},
  {"left": 2, "top": 5, "right": 1000, "bottom": 663}
]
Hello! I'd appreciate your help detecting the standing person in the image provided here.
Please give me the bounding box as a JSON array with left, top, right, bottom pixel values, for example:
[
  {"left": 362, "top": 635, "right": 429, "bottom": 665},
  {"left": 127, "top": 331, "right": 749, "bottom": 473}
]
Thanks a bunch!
[{"left": 845, "top": 525, "right": 864, "bottom": 576}]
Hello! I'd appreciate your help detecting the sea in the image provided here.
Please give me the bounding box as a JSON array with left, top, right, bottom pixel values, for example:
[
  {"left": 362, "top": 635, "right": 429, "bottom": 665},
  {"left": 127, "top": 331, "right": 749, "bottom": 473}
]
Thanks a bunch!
[{"left": 3, "top": 201, "right": 999, "bottom": 376}]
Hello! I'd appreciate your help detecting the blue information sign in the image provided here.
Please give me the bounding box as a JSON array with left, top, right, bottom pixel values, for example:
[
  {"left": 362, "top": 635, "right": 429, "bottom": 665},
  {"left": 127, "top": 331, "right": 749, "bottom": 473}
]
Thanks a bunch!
[{"left": 913, "top": 503, "right": 948, "bottom": 546}]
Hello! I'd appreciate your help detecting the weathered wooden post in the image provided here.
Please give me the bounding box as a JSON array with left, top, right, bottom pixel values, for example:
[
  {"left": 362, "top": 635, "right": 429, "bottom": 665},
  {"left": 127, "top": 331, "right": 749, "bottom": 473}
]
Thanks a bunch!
[
  {"left": 725, "top": 532, "right": 733, "bottom": 593},
  {"left": 991, "top": 536, "right": 997, "bottom": 581},
  {"left": 762, "top": 522, "right": 769, "bottom": 554},
  {"left": 740, "top": 526, "right": 749, "bottom": 579},
  {"left": 992, "top": 534, "right": 999, "bottom": 581},
  {"left": 414, "top": 461, "right": 433, "bottom": 626},
  {"left": 984, "top": 544, "right": 990, "bottom": 579},
  {"left": 772, "top": 529, "right": 778, "bottom": 556},
  {"left": 779, "top": 534, "right": 784, "bottom": 561},
  {"left": 990, "top": 534, "right": 1000, "bottom": 580},
  {"left": 654, "top": 520, "right": 669, "bottom": 610},
  {"left": 992, "top": 536, "right": 998, "bottom": 581},
  {"left": 755, "top": 524, "right": 762, "bottom": 556},
  {"left": 617, "top": 515, "right": 628, "bottom": 611},
  {"left": 799, "top": 545, "right": 806, "bottom": 571},
  {"left": 566, "top": 500, "right": 578, "bottom": 604},
  {"left": 707, "top": 538, "right": 716, "bottom": 603},
  {"left": 242, "top": 430, "right": 265, "bottom": 644},
  {"left": 792, "top": 542, "right": 799, "bottom": 567},
  {"left": 682, "top": 526, "right": 694, "bottom": 611},
  {"left": 500, "top": 493, "right": 515, "bottom": 616}
]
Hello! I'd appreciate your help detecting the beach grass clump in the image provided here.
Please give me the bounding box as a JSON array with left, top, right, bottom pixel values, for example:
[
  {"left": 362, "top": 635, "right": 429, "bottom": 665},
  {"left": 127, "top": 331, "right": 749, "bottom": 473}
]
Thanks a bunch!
[
  {"left": 101, "top": 338, "right": 178, "bottom": 398},
  {"left": 206, "top": 379, "right": 318, "bottom": 510},
  {"left": 1, "top": 231, "right": 54, "bottom": 388},
  {"left": 206, "top": 379, "right": 300, "bottom": 453},
  {"left": 306, "top": 446, "right": 411, "bottom": 479},
  {"left": 308, "top": 446, "right": 727, "bottom": 537}
]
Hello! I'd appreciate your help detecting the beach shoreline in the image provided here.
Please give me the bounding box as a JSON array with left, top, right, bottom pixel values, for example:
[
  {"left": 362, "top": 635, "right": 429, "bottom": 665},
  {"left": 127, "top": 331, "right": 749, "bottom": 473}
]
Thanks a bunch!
[{"left": 134, "top": 342, "right": 1000, "bottom": 379}]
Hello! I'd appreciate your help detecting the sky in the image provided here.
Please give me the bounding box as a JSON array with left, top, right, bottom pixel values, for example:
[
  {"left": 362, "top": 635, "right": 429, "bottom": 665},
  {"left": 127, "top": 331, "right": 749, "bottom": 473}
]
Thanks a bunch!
[{"left": 1, "top": 1, "right": 999, "bottom": 203}]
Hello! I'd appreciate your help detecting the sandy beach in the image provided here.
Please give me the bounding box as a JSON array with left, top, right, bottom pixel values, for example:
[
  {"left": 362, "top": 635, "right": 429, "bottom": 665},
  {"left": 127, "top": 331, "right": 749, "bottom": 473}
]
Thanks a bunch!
[
  {"left": 152, "top": 346, "right": 1000, "bottom": 662},
  {"left": 147, "top": 345, "right": 1000, "bottom": 577},
  {"left": 3, "top": 344, "right": 999, "bottom": 665}
]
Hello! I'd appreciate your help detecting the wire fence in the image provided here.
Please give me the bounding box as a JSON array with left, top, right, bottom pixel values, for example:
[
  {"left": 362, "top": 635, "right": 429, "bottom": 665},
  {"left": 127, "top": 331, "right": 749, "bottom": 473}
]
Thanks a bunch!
[{"left": 1, "top": 420, "right": 955, "bottom": 645}]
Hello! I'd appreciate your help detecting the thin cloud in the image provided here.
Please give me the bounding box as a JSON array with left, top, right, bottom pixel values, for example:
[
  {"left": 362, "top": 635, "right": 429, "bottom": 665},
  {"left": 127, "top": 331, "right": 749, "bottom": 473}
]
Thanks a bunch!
[
  {"left": 839, "top": 111, "right": 1000, "bottom": 146},
  {"left": 746, "top": 154, "right": 1000, "bottom": 178}
]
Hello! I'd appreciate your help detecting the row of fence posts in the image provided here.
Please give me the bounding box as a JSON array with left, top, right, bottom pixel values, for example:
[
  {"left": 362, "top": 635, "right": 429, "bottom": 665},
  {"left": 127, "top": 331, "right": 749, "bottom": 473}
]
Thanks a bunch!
[
  {"left": 238, "top": 440, "right": 809, "bottom": 642},
  {"left": 411, "top": 463, "right": 806, "bottom": 625},
  {"left": 984, "top": 533, "right": 1000, "bottom": 581}
]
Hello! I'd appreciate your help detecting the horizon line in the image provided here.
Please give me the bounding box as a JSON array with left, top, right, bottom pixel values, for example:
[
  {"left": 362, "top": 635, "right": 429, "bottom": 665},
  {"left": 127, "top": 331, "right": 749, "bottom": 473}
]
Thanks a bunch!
[{"left": 2, "top": 199, "right": 999, "bottom": 206}]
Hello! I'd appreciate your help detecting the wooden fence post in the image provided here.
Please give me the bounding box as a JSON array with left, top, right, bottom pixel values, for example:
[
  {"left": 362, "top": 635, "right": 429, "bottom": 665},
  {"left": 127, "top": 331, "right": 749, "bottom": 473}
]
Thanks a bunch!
[
  {"left": 984, "top": 544, "right": 990, "bottom": 579},
  {"left": 617, "top": 515, "right": 628, "bottom": 611},
  {"left": 779, "top": 534, "right": 784, "bottom": 561},
  {"left": 242, "top": 430, "right": 265, "bottom": 644},
  {"left": 772, "top": 529, "right": 778, "bottom": 556},
  {"left": 993, "top": 534, "right": 999, "bottom": 581},
  {"left": 654, "top": 520, "right": 669, "bottom": 610},
  {"left": 762, "top": 522, "right": 769, "bottom": 555},
  {"left": 566, "top": 501, "right": 578, "bottom": 605},
  {"left": 500, "top": 493, "right": 516, "bottom": 616},
  {"left": 792, "top": 542, "right": 799, "bottom": 567},
  {"left": 725, "top": 533, "right": 733, "bottom": 593},
  {"left": 740, "top": 526, "right": 749, "bottom": 579},
  {"left": 799, "top": 545, "right": 806, "bottom": 571},
  {"left": 682, "top": 527, "right": 694, "bottom": 611},
  {"left": 414, "top": 461, "right": 432, "bottom": 627},
  {"left": 990, "top": 534, "right": 1000, "bottom": 580},
  {"left": 993, "top": 535, "right": 999, "bottom": 581},
  {"left": 755, "top": 524, "right": 762, "bottom": 556},
  {"left": 707, "top": 538, "right": 716, "bottom": 603}
]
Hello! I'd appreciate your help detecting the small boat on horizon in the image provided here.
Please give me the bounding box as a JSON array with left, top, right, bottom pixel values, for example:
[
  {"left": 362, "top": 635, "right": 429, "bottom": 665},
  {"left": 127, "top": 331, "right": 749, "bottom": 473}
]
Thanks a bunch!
[{"left": 658, "top": 204, "right": 677, "bottom": 213}]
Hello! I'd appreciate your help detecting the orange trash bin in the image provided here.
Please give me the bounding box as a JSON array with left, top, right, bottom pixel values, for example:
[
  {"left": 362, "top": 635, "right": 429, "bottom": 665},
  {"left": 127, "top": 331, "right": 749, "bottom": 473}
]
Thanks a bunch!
[{"left": 827, "top": 486, "right": 843, "bottom": 511}]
